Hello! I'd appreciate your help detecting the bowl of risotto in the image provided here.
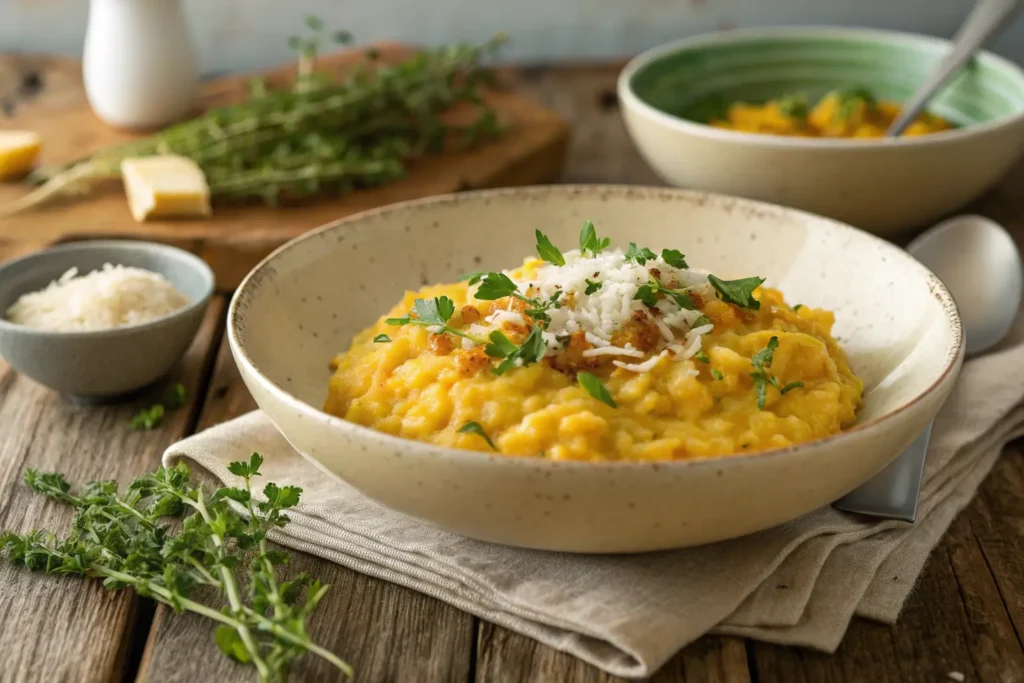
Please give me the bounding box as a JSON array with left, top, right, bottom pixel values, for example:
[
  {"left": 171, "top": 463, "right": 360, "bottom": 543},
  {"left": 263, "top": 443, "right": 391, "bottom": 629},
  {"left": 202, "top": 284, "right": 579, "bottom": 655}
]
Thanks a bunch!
[
  {"left": 228, "top": 185, "right": 963, "bottom": 553},
  {"left": 618, "top": 27, "right": 1024, "bottom": 235}
]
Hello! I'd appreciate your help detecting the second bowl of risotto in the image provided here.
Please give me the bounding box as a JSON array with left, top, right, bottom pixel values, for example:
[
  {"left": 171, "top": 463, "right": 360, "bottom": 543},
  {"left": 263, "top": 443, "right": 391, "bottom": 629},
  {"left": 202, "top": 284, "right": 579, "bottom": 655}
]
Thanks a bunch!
[
  {"left": 618, "top": 27, "right": 1024, "bottom": 235},
  {"left": 228, "top": 186, "right": 963, "bottom": 553}
]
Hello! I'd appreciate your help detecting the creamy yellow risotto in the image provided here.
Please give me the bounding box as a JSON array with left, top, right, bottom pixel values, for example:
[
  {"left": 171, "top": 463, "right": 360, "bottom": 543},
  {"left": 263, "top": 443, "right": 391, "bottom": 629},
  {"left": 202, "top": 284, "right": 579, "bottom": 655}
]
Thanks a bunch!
[
  {"left": 325, "top": 223, "right": 863, "bottom": 461},
  {"left": 710, "top": 87, "right": 954, "bottom": 139}
]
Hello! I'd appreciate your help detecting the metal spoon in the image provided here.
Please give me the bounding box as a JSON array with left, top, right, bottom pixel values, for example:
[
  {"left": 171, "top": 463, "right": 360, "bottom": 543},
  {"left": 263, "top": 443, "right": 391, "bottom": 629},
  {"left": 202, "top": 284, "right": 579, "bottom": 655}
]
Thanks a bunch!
[
  {"left": 887, "top": 0, "right": 1022, "bottom": 137},
  {"left": 834, "top": 215, "right": 1023, "bottom": 520}
]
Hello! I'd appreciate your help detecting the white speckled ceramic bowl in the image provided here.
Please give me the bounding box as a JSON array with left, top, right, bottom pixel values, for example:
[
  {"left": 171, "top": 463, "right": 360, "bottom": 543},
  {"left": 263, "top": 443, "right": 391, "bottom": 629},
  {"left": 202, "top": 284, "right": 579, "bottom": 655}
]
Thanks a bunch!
[
  {"left": 229, "top": 185, "right": 963, "bottom": 553},
  {"left": 618, "top": 27, "right": 1024, "bottom": 235}
]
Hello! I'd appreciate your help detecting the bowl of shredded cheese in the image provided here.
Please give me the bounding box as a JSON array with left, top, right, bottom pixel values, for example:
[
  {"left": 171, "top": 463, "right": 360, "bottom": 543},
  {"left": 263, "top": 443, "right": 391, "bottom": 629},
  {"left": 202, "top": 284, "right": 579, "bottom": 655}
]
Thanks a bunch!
[{"left": 0, "top": 240, "right": 214, "bottom": 399}]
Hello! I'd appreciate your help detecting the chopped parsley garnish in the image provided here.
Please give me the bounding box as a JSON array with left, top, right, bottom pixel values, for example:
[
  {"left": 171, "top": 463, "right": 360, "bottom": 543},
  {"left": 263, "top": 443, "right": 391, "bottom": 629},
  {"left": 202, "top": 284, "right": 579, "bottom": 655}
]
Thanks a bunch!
[
  {"left": 750, "top": 336, "right": 804, "bottom": 410},
  {"left": 708, "top": 274, "right": 765, "bottom": 310},
  {"left": 474, "top": 272, "right": 519, "bottom": 300},
  {"left": 634, "top": 280, "right": 696, "bottom": 310},
  {"left": 833, "top": 87, "right": 876, "bottom": 122},
  {"left": 485, "top": 327, "right": 547, "bottom": 375},
  {"left": 579, "top": 221, "right": 611, "bottom": 257},
  {"left": 694, "top": 350, "right": 710, "bottom": 364},
  {"left": 625, "top": 242, "right": 657, "bottom": 265},
  {"left": 535, "top": 230, "right": 565, "bottom": 266},
  {"left": 777, "top": 93, "right": 809, "bottom": 119},
  {"left": 577, "top": 372, "right": 616, "bottom": 408},
  {"left": 386, "top": 296, "right": 484, "bottom": 343},
  {"left": 792, "top": 304, "right": 803, "bottom": 312},
  {"left": 460, "top": 271, "right": 488, "bottom": 285},
  {"left": 373, "top": 334, "right": 391, "bottom": 343},
  {"left": 660, "top": 249, "right": 689, "bottom": 269},
  {"left": 458, "top": 421, "right": 497, "bottom": 450},
  {"left": 691, "top": 314, "right": 712, "bottom": 329},
  {"left": 711, "top": 368, "right": 724, "bottom": 380},
  {"left": 584, "top": 279, "right": 602, "bottom": 295},
  {"left": 524, "top": 291, "right": 562, "bottom": 324}
]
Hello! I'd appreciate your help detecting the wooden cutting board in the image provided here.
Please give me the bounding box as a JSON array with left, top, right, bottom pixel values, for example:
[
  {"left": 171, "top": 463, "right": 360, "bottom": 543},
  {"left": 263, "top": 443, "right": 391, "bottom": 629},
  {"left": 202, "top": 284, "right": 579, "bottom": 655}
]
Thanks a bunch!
[{"left": 0, "top": 44, "right": 570, "bottom": 287}]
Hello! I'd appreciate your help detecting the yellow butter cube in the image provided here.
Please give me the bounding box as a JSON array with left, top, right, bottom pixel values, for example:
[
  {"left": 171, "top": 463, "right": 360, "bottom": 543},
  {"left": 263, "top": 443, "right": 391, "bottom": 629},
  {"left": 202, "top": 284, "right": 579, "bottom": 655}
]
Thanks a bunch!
[
  {"left": 121, "top": 155, "right": 212, "bottom": 222},
  {"left": 0, "top": 130, "right": 42, "bottom": 180}
]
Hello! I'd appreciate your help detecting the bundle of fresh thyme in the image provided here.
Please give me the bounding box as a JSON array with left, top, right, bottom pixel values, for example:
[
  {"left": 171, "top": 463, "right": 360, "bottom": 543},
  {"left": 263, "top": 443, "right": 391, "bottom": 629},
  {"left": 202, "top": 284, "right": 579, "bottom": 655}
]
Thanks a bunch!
[
  {"left": 1, "top": 17, "right": 504, "bottom": 217},
  {"left": 0, "top": 455, "right": 352, "bottom": 682}
]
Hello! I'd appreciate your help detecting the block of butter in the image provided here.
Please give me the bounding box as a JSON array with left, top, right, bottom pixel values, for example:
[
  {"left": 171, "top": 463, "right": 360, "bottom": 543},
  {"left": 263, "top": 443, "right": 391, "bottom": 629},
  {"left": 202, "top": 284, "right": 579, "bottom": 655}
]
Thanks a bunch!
[
  {"left": 0, "top": 130, "right": 42, "bottom": 180},
  {"left": 121, "top": 155, "right": 212, "bottom": 222}
]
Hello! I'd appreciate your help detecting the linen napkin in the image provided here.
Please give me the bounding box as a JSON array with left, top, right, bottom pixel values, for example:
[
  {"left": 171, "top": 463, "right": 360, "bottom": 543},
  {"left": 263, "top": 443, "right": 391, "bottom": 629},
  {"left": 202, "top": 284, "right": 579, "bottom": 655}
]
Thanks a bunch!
[{"left": 163, "top": 341, "right": 1024, "bottom": 679}]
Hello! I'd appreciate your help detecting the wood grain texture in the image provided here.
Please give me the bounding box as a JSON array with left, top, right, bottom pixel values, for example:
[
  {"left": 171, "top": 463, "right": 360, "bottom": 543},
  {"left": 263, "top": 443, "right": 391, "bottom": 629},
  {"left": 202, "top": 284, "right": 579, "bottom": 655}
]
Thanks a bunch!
[
  {"left": 137, "top": 336, "right": 475, "bottom": 683},
  {"left": 0, "top": 297, "right": 224, "bottom": 683},
  {"left": 475, "top": 622, "right": 750, "bottom": 683},
  {"left": 0, "top": 45, "right": 570, "bottom": 256}
]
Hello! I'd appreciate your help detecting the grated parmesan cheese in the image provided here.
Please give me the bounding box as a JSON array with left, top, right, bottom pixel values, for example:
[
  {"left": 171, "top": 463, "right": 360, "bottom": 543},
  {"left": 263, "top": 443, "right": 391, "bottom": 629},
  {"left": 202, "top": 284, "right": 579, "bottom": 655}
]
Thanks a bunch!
[
  {"left": 485, "top": 247, "right": 719, "bottom": 373},
  {"left": 6, "top": 263, "right": 189, "bottom": 331}
]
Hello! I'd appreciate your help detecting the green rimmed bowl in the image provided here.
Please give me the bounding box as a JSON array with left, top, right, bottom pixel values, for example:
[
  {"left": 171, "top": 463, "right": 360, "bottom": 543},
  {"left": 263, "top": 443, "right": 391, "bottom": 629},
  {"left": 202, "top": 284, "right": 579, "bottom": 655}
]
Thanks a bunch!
[{"left": 618, "top": 27, "right": 1024, "bottom": 235}]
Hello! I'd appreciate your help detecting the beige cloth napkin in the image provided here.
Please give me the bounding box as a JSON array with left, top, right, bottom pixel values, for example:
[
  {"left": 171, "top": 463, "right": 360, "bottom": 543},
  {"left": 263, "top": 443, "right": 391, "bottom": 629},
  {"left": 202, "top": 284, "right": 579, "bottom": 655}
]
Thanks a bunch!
[{"left": 163, "top": 341, "right": 1024, "bottom": 679}]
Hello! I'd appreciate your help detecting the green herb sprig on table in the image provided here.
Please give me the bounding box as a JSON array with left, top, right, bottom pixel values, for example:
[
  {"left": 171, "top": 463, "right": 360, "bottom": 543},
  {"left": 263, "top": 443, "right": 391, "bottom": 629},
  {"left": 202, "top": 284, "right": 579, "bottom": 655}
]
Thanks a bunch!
[
  {"left": 130, "top": 383, "right": 188, "bottom": 431},
  {"left": 0, "top": 456, "right": 352, "bottom": 681},
  {"left": 1, "top": 20, "right": 505, "bottom": 218}
]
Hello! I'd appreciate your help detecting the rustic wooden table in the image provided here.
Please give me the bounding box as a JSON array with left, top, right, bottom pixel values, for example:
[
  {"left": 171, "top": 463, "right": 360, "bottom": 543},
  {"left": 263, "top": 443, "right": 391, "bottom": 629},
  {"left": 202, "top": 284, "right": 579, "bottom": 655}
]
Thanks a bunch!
[{"left": 2, "top": 60, "right": 1024, "bottom": 683}]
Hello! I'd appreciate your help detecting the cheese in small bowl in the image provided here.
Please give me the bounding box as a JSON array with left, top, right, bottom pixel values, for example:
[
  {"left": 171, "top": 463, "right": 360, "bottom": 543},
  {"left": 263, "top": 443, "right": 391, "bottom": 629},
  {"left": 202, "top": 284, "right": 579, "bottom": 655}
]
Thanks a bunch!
[{"left": 324, "top": 222, "right": 863, "bottom": 461}]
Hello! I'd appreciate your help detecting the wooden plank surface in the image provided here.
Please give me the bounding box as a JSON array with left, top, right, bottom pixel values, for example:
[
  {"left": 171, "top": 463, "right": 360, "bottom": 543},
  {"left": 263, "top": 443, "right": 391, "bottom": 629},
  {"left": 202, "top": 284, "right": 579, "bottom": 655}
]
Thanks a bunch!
[
  {"left": 137, "top": 335, "right": 476, "bottom": 683},
  {"left": 1, "top": 59, "right": 1024, "bottom": 683},
  {"left": 0, "top": 296, "right": 224, "bottom": 682},
  {"left": 0, "top": 44, "right": 570, "bottom": 248}
]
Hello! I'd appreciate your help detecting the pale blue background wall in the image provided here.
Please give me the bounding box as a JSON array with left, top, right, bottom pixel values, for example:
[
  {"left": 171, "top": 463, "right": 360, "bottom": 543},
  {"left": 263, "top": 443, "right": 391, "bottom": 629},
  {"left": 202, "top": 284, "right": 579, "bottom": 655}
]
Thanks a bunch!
[{"left": 3, "top": 0, "right": 1023, "bottom": 72}]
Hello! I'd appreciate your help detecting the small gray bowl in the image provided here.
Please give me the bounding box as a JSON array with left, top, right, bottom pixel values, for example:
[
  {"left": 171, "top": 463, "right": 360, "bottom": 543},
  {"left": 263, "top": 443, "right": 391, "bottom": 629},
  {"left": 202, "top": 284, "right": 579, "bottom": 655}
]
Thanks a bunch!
[{"left": 0, "top": 240, "right": 214, "bottom": 400}]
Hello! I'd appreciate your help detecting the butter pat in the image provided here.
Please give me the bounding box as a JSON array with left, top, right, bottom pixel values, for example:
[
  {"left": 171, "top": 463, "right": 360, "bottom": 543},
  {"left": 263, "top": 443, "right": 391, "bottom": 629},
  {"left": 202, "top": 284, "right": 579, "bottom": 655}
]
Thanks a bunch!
[
  {"left": 121, "top": 155, "right": 212, "bottom": 222},
  {"left": 0, "top": 130, "right": 42, "bottom": 180}
]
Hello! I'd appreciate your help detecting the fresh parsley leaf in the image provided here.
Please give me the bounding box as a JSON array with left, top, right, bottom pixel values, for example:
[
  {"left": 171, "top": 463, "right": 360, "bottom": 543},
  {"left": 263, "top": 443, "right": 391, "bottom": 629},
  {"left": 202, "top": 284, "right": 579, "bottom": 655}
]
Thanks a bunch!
[
  {"left": 777, "top": 93, "right": 809, "bottom": 119},
  {"left": 633, "top": 284, "right": 658, "bottom": 307},
  {"left": 492, "top": 327, "right": 547, "bottom": 375},
  {"left": 474, "top": 272, "right": 519, "bottom": 300},
  {"left": 413, "top": 296, "right": 455, "bottom": 325},
  {"left": 833, "top": 86, "right": 876, "bottom": 122},
  {"left": 792, "top": 304, "right": 803, "bottom": 312},
  {"left": 373, "top": 334, "right": 391, "bottom": 343},
  {"left": 460, "top": 271, "right": 488, "bottom": 285},
  {"left": 484, "top": 330, "right": 517, "bottom": 358},
  {"left": 751, "top": 336, "right": 779, "bottom": 372},
  {"left": 579, "top": 221, "right": 611, "bottom": 257},
  {"left": 667, "top": 289, "right": 696, "bottom": 310},
  {"left": 535, "top": 230, "right": 565, "bottom": 266},
  {"left": 584, "top": 279, "right": 602, "bottom": 295},
  {"left": 708, "top": 274, "right": 765, "bottom": 310},
  {"left": 694, "top": 349, "right": 710, "bottom": 364},
  {"left": 691, "top": 314, "right": 712, "bottom": 329},
  {"left": 625, "top": 243, "right": 657, "bottom": 265},
  {"left": 577, "top": 372, "right": 617, "bottom": 408},
  {"left": 750, "top": 336, "right": 800, "bottom": 409},
  {"left": 458, "top": 421, "right": 497, "bottom": 450},
  {"left": 711, "top": 368, "right": 724, "bottom": 380},
  {"left": 661, "top": 249, "right": 689, "bottom": 269}
]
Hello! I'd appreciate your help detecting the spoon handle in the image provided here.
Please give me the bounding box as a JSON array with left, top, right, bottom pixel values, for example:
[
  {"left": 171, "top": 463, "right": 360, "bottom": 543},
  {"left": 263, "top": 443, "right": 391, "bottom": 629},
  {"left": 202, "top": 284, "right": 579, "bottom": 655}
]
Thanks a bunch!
[{"left": 887, "top": 0, "right": 1022, "bottom": 137}]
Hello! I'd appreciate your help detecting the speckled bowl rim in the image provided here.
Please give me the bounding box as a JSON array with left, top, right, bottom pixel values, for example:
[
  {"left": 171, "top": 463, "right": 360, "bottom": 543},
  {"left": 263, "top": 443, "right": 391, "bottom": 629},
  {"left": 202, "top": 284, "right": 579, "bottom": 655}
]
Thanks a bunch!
[
  {"left": 618, "top": 26, "right": 1024, "bottom": 149},
  {"left": 0, "top": 240, "right": 215, "bottom": 339},
  {"left": 228, "top": 184, "right": 965, "bottom": 471}
]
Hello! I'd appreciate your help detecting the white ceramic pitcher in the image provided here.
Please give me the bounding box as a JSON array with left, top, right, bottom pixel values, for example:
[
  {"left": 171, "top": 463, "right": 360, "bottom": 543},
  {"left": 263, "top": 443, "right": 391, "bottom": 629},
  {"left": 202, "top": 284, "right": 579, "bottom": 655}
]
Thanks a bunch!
[{"left": 83, "top": 0, "right": 199, "bottom": 130}]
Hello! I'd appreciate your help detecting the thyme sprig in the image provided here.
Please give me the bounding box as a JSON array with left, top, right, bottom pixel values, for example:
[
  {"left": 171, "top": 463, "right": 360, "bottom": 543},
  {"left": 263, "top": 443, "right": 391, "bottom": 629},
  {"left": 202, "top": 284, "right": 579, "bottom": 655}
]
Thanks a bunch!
[
  {"left": 2, "top": 21, "right": 505, "bottom": 217},
  {"left": 1, "top": 457, "right": 352, "bottom": 681}
]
